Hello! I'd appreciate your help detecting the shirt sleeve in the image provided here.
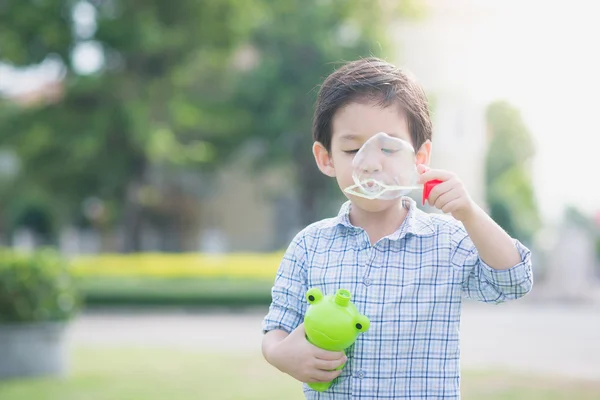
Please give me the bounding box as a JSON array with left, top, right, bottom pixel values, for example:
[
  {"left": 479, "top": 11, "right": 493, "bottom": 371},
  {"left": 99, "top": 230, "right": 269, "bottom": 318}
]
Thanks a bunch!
[
  {"left": 450, "top": 222, "right": 533, "bottom": 304},
  {"left": 262, "top": 231, "right": 309, "bottom": 334}
]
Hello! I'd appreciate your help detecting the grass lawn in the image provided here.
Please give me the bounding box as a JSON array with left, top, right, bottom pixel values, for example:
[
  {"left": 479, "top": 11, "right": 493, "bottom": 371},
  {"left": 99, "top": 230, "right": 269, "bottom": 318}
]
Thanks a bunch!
[{"left": 1, "top": 347, "right": 599, "bottom": 400}]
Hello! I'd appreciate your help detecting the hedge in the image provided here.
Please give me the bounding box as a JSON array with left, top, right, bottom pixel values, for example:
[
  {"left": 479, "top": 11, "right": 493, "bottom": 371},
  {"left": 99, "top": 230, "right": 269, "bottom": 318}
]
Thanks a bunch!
[{"left": 69, "top": 253, "right": 281, "bottom": 307}]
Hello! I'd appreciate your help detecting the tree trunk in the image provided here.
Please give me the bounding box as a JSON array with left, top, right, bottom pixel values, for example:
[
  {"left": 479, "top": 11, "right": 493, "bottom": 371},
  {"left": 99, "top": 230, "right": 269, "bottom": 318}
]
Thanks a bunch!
[
  {"left": 120, "top": 159, "right": 147, "bottom": 253},
  {"left": 295, "top": 147, "right": 328, "bottom": 227}
]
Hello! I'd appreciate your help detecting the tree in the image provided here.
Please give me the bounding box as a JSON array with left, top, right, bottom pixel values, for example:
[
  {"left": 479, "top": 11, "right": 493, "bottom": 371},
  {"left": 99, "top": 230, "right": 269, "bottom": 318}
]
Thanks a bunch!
[
  {"left": 0, "top": 0, "right": 260, "bottom": 250},
  {"left": 485, "top": 100, "right": 541, "bottom": 245},
  {"left": 0, "top": 0, "right": 423, "bottom": 250},
  {"left": 229, "top": 0, "right": 422, "bottom": 225}
]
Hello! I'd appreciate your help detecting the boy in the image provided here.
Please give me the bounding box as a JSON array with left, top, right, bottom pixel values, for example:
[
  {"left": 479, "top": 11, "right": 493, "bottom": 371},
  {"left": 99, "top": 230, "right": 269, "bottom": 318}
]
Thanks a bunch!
[{"left": 261, "top": 57, "right": 533, "bottom": 399}]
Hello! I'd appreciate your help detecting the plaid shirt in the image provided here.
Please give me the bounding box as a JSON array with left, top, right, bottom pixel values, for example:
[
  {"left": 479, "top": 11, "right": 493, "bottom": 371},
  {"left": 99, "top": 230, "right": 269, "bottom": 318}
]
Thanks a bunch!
[{"left": 262, "top": 198, "right": 533, "bottom": 399}]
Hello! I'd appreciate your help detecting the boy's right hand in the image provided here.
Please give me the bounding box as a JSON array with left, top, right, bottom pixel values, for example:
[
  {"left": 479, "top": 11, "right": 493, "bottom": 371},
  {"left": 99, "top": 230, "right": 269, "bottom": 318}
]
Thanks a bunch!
[{"left": 267, "top": 323, "right": 347, "bottom": 384}]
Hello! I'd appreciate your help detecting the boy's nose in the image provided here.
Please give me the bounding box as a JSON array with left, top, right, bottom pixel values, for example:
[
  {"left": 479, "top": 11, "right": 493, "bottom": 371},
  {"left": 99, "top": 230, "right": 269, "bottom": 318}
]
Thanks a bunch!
[{"left": 359, "top": 159, "right": 382, "bottom": 174}]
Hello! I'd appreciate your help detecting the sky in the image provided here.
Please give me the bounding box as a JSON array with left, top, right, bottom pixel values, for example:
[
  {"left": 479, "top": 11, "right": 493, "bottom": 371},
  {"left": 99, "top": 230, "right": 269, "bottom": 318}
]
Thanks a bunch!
[
  {"left": 0, "top": 0, "right": 598, "bottom": 225},
  {"left": 467, "top": 0, "right": 600, "bottom": 223},
  {"left": 397, "top": 0, "right": 600, "bottom": 223}
]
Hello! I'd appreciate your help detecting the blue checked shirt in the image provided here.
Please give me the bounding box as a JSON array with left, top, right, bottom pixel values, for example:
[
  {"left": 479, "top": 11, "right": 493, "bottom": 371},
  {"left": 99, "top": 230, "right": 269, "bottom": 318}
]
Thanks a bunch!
[{"left": 262, "top": 198, "right": 533, "bottom": 399}]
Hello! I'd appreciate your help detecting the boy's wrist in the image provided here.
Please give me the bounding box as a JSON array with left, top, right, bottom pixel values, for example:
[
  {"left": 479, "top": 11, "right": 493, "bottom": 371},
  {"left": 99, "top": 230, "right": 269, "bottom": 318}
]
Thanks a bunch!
[{"left": 457, "top": 201, "right": 483, "bottom": 225}]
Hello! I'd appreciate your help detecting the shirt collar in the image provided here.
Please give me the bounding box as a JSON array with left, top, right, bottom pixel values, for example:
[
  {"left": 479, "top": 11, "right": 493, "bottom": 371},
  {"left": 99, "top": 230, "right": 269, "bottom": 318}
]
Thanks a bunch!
[{"left": 330, "top": 197, "right": 436, "bottom": 240}]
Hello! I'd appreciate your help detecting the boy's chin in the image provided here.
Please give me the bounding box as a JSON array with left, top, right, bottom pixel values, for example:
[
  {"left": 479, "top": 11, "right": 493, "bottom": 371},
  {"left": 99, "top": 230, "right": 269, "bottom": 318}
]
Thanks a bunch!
[{"left": 348, "top": 196, "right": 400, "bottom": 212}]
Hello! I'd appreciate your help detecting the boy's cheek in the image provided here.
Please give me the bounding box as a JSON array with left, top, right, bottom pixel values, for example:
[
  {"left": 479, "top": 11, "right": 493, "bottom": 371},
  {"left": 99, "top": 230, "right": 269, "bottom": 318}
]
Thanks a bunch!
[
  {"left": 337, "top": 165, "right": 353, "bottom": 182},
  {"left": 335, "top": 172, "right": 354, "bottom": 191}
]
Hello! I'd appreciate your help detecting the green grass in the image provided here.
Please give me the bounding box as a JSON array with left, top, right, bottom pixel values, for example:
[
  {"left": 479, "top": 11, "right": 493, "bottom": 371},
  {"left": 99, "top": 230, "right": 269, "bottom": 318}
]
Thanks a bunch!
[
  {"left": 1, "top": 347, "right": 599, "bottom": 400},
  {"left": 78, "top": 277, "right": 273, "bottom": 307}
]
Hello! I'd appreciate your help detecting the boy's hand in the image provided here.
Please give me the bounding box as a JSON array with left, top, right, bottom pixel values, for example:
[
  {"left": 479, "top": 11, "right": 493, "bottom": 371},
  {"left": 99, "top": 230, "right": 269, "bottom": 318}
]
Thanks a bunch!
[
  {"left": 267, "top": 323, "right": 347, "bottom": 384},
  {"left": 417, "top": 164, "right": 477, "bottom": 222}
]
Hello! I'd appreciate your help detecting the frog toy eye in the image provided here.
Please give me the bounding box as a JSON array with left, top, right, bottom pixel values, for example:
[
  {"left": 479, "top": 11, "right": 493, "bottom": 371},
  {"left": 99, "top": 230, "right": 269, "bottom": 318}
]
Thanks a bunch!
[
  {"left": 355, "top": 315, "right": 370, "bottom": 332},
  {"left": 306, "top": 288, "right": 323, "bottom": 304}
]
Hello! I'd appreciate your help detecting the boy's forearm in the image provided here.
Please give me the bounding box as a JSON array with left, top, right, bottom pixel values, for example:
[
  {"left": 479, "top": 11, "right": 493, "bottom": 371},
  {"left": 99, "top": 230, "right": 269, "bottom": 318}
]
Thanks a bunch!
[
  {"left": 461, "top": 204, "right": 522, "bottom": 270},
  {"left": 262, "top": 329, "right": 288, "bottom": 366}
]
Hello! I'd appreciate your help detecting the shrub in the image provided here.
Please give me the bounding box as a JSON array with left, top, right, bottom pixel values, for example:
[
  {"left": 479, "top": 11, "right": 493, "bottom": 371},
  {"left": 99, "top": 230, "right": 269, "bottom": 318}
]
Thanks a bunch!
[{"left": 0, "top": 247, "right": 81, "bottom": 323}]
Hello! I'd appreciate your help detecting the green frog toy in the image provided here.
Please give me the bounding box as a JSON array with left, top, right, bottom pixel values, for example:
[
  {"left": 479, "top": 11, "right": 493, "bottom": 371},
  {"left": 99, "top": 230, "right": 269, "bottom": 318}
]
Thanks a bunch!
[{"left": 303, "top": 287, "right": 370, "bottom": 392}]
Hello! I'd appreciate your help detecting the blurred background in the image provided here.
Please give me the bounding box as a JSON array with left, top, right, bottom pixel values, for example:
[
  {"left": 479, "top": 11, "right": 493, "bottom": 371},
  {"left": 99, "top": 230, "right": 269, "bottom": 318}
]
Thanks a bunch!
[{"left": 0, "top": 0, "right": 599, "bottom": 399}]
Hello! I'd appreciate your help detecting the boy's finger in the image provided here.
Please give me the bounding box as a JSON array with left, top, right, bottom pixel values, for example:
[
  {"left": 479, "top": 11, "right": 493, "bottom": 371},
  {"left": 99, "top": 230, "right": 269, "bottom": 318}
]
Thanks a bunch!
[
  {"left": 315, "top": 357, "right": 347, "bottom": 371},
  {"left": 417, "top": 168, "right": 454, "bottom": 183},
  {"left": 311, "top": 368, "right": 343, "bottom": 383},
  {"left": 416, "top": 163, "right": 430, "bottom": 174},
  {"left": 433, "top": 189, "right": 458, "bottom": 210},
  {"left": 426, "top": 179, "right": 454, "bottom": 204},
  {"left": 441, "top": 198, "right": 462, "bottom": 214},
  {"left": 314, "top": 348, "right": 345, "bottom": 361}
]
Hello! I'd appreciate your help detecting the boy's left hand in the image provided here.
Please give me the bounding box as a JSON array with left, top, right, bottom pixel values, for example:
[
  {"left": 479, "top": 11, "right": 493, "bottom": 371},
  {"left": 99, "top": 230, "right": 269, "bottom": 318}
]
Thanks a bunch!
[{"left": 417, "top": 164, "right": 477, "bottom": 222}]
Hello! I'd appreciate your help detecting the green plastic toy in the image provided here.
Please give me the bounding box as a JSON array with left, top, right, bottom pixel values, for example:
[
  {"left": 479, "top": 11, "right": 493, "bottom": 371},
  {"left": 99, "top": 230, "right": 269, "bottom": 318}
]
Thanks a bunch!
[{"left": 303, "top": 287, "right": 370, "bottom": 392}]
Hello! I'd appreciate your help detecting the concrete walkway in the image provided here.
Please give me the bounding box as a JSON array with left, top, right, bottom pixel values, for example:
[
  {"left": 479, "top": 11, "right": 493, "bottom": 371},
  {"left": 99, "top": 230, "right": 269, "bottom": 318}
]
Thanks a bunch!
[{"left": 69, "top": 301, "right": 600, "bottom": 381}]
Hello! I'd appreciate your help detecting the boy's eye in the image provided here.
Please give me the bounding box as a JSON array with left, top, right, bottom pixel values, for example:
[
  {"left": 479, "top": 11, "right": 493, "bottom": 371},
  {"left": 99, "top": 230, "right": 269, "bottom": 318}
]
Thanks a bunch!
[
  {"left": 381, "top": 148, "right": 399, "bottom": 154},
  {"left": 343, "top": 149, "right": 359, "bottom": 154}
]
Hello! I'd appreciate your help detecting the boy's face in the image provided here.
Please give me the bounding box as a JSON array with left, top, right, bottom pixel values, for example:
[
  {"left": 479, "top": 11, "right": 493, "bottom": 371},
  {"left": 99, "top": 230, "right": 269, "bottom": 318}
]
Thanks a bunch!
[{"left": 313, "top": 100, "right": 431, "bottom": 213}]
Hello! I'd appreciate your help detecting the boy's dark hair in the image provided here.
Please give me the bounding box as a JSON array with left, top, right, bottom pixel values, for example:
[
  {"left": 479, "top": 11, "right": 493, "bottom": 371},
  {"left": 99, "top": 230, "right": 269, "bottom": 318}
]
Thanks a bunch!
[{"left": 312, "top": 57, "right": 432, "bottom": 152}]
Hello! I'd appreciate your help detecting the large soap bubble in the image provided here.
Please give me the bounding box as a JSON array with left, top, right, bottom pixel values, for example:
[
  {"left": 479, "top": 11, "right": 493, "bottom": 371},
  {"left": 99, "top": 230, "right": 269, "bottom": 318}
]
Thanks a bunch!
[{"left": 343, "top": 132, "right": 440, "bottom": 204}]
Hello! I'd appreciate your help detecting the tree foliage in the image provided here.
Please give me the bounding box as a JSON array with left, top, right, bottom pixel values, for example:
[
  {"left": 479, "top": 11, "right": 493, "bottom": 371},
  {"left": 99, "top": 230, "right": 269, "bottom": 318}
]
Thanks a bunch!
[
  {"left": 0, "top": 0, "right": 422, "bottom": 249},
  {"left": 485, "top": 100, "right": 541, "bottom": 245}
]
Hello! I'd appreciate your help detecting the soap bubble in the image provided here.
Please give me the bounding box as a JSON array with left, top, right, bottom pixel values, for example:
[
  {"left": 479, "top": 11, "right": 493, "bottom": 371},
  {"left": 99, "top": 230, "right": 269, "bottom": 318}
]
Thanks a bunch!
[{"left": 344, "top": 132, "right": 420, "bottom": 200}]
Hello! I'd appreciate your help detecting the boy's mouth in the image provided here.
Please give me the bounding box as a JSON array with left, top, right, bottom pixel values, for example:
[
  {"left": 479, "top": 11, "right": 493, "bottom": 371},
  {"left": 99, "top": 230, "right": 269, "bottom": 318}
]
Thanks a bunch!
[
  {"left": 362, "top": 180, "right": 383, "bottom": 193},
  {"left": 310, "top": 328, "right": 340, "bottom": 344}
]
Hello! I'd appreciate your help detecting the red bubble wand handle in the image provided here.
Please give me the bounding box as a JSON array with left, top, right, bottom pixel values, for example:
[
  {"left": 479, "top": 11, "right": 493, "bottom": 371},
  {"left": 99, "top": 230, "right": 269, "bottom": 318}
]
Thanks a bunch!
[{"left": 422, "top": 179, "right": 443, "bottom": 206}]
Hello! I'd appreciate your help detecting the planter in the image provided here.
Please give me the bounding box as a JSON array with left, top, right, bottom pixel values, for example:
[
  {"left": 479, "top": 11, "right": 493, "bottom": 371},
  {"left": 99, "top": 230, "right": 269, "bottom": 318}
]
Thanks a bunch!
[{"left": 0, "top": 321, "right": 70, "bottom": 380}]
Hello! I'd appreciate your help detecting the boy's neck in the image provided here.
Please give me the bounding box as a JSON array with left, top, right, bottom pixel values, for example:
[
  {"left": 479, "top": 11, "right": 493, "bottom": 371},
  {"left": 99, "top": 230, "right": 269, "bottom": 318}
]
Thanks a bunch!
[{"left": 348, "top": 200, "right": 409, "bottom": 245}]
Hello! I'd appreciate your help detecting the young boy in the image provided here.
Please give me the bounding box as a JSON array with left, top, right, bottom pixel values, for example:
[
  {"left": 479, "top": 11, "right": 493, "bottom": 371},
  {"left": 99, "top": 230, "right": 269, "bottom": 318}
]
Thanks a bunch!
[{"left": 261, "top": 57, "right": 533, "bottom": 399}]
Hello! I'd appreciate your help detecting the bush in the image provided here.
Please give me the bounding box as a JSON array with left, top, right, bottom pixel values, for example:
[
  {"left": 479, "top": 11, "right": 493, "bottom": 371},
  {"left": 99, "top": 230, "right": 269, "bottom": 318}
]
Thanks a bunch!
[
  {"left": 0, "top": 247, "right": 81, "bottom": 323},
  {"left": 70, "top": 252, "right": 283, "bottom": 279},
  {"left": 78, "top": 277, "right": 274, "bottom": 308}
]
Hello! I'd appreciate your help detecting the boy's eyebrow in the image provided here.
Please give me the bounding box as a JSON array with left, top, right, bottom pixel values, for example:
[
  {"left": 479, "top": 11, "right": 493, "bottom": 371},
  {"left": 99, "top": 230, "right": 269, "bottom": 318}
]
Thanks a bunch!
[
  {"left": 340, "top": 134, "right": 361, "bottom": 141},
  {"left": 340, "top": 132, "right": 402, "bottom": 140}
]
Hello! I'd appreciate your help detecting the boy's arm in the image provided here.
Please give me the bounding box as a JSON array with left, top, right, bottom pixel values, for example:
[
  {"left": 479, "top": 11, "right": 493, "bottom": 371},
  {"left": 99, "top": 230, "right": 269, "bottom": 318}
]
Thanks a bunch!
[
  {"left": 418, "top": 166, "right": 533, "bottom": 303},
  {"left": 262, "top": 234, "right": 308, "bottom": 335},
  {"left": 261, "top": 232, "right": 346, "bottom": 382},
  {"left": 450, "top": 206, "right": 533, "bottom": 303},
  {"left": 461, "top": 204, "right": 523, "bottom": 269},
  {"left": 262, "top": 323, "right": 346, "bottom": 383},
  {"left": 262, "top": 329, "right": 289, "bottom": 363}
]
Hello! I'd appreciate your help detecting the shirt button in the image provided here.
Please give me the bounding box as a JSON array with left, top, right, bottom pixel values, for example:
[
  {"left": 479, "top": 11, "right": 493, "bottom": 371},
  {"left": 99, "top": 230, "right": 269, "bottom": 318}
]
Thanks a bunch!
[
  {"left": 363, "top": 278, "right": 371, "bottom": 286},
  {"left": 356, "top": 370, "right": 365, "bottom": 379}
]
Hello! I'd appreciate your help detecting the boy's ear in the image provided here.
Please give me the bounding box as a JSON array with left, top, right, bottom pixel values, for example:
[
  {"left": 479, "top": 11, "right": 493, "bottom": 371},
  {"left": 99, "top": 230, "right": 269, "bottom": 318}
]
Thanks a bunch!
[
  {"left": 415, "top": 139, "right": 432, "bottom": 166},
  {"left": 312, "top": 141, "right": 336, "bottom": 177}
]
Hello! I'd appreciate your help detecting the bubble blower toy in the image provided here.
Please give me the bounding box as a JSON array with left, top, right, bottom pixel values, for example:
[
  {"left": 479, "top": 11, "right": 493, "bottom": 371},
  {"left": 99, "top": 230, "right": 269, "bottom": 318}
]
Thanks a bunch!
[
  {"left": 303, "top": 288, "right": 370, "bottom": 392},
  {"left": 343, "top": 132, "right": 442, "bottom": 205}
]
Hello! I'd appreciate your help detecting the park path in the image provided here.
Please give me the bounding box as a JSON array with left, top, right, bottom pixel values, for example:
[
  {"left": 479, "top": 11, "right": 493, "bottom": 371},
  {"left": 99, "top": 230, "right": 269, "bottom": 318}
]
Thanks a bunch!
[{"left": 68, "top": 301, "right": 600, "bottom": 381}]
